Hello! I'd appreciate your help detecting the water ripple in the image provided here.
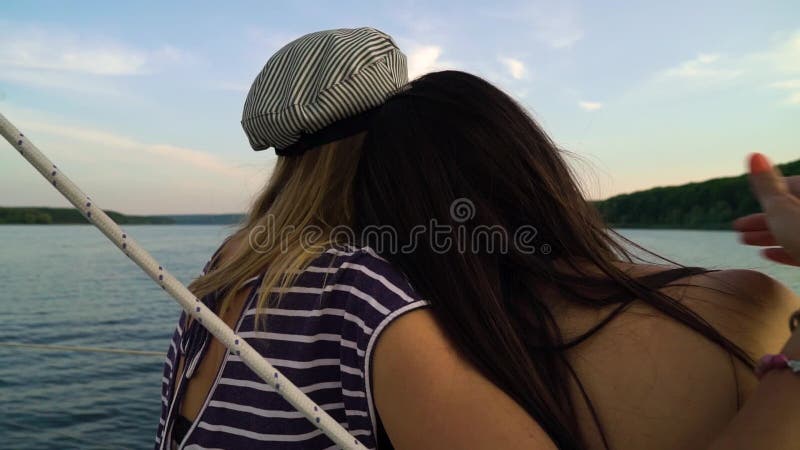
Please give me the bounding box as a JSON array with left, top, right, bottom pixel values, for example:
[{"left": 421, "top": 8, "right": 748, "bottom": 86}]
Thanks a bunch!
[{"left": 1, "top": 225, "right": 231, "bottom": 448}]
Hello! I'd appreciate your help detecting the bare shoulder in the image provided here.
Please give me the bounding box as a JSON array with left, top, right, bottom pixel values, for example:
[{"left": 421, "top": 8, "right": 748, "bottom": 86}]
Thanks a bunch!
[
  {"left": 655, "top": 267, "right": 800, "bottom": 415},
  {"left": 372, "top": 308, "right": 557, "bottom": 450},
  {"left": 663, "top": 268, "right": 800, "bottom": 360},
  {"left": 556, "top": 265, "right": 800, "bottom": 449},
  {"left": 680, "top": 269, "right": 799, "bottom": 311}
]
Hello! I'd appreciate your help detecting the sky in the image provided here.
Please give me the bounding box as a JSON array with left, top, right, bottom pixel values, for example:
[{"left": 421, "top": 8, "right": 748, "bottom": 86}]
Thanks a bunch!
[{"left": 0, "top": 0, "right": 798, "bottom": 214}]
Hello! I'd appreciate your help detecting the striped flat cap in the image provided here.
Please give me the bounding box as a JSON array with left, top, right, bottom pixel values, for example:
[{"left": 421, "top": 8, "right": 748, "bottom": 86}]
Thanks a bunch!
[{"left": 242, "top": 27, "right": 409, "bottom": 156}]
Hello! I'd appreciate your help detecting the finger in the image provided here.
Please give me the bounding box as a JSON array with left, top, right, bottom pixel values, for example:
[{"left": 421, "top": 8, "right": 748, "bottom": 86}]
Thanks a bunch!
[
  {"left": 761, "top": 247, "right": 800, "bottom": 267},
  {"left": 748, "top": 153, "right": 791, "bottom": 212},
  {"left": 787, "top": 175, "right": 800, "bottom": 197},
  {"left": 732, "top": 213, "right": 768, "bottom": 232},
  {"left": 739, "top": 230, "right": 778, "bottom": 246}
]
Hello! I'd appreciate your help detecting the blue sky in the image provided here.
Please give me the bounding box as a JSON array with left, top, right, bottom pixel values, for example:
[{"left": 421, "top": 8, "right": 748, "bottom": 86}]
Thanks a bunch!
[{"left": 1, "top": 0, "right": 798, "bottom": 214}]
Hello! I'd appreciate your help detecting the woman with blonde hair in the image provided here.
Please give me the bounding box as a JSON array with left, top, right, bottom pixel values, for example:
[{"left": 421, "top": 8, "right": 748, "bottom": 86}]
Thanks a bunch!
[{"left": 155, "top": 27, "right": 800, "bottom": 449}]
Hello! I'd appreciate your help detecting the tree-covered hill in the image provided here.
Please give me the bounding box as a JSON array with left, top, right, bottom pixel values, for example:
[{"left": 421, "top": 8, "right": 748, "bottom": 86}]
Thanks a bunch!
[
  {"left": 0, "top": 207, "right": 175, "bottom": 224},
  {"left": 594, "top": 159, "right": 800, "bottom": 229},
  {"left": 0, "top": 208, "right": 246, "bottom": 225},
  {"left": 7, "top": 158, "right": 800, "bottom": 229}
]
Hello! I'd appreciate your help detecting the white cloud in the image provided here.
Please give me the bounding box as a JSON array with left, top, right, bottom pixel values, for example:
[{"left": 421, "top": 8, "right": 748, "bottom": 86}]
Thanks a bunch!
[
  {"left": 662, "top": 53, "right": 742, "bottom": 80},
  {"left": 770, "top": 79, "right": 800, "bottom": 105},
  {"left": 770, "top": 79, "right": 800, "bottom": 89},
  {"left": 696, "top": 53, "right": 720, "bottom": 64},
  {"left": 757, "top": 32, "right": 800, "bottom": 104},
  {"left": 763, "top": 32, "right": 800, "bottom": 74},
  {"left": 0, "top": 69, "right": 125, "bottom": 96},
  {"left": 0, "top": 105, "right": 268, "bottom": 214},
  {"left": 498, "top": 57, "right": 526, "bottom": 79},
  {"left": 20, "top": 119, "right": 252, "bottom": 178},
  {"left": 0, "top": 25, "right": 189, "bottom": 95},
  {"left": 649, "top": 31, "right": 800, "bottom": 105},
  {"left": 0, "top": 37, "right": 147, "bottom": 76},
  {"left": 407, "top": 45, "right": 442, "bottom": 79},
  {"left": 0, "top": 31, "right": 154, "bottom": 76},
  {"left": 579, "top": 101, "right": 603, "bottom": 111},
  {"left": 406, "top": 45, "right": 459, "bottom": 80}
]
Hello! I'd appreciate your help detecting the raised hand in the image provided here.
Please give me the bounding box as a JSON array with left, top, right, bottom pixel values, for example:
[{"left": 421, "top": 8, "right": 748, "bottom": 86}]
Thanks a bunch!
[{"left": 733, "top": 153, "right": 800, "bottom": 266}]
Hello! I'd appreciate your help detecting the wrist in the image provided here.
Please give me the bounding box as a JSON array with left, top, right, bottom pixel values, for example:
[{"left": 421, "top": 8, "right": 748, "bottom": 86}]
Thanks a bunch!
[{"left": 754, "top": 353, "right": 800, "bottom": 379}]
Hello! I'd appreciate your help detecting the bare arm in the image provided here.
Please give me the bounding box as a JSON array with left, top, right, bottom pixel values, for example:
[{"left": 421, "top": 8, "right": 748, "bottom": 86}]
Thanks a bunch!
[
  {"left": 707, "top": 330, "right": 800, "bottom": 449},
  {"left": 678, "top": 269, "right": 800, "bottom": 450},
  {"left": 372, "top": 308, "right": 558, "bottom": 450},
  {"left": 713, "top": 155, "right": 800, "bottom": 447},
  {"left": 710, "top": 276, "right": 800, "bottom": 450},
  {"left": 372, "top": 270, "right": 800, "bottom": 449}
]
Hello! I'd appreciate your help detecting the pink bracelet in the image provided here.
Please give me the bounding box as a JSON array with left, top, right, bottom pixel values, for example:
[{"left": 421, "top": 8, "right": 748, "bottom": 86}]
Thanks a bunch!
[{"left": 754, "top": 353, "right": 800, "bottom": 380}]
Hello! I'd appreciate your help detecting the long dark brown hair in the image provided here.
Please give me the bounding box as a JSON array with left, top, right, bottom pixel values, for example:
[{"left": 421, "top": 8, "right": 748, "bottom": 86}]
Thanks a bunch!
[{"left": 352, "top": 70, "right": 754, "bottom": 449}]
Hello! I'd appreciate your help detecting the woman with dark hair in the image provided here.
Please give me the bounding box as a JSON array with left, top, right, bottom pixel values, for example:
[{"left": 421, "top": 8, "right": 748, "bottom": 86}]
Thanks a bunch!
[
  {"left": 353, "top": 70, "right": 800, "bottom": 449},
  {"left": 155, "top": 28, "right": 800, "bottom": 450}
]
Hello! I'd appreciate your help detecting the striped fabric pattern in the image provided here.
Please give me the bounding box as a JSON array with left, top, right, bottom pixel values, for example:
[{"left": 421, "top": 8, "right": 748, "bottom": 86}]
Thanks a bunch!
[
  {"left": 154, "top": 246, "right": 430, "bottom": 449},
  {"left": 241, "top": 27, "right": 408, "bottom": 152}
]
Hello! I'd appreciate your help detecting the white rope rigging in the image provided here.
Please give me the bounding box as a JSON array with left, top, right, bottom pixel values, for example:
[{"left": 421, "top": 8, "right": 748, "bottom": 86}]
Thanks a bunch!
[
  {"left": 0, "top": 341, "right": 165, "bottom": 357},
  {"left": 0, "top": 112, "right": 362, "bottom": 450}
]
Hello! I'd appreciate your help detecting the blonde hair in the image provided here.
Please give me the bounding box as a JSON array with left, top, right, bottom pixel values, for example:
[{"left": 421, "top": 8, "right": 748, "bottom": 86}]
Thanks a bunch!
[{"left": 187, "top": 131, "right": 367, "bottom": 326}]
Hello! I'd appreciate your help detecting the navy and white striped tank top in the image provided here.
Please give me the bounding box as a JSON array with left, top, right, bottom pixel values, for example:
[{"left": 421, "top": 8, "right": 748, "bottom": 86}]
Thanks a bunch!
[{"left": 154, "top": 245, "right": 430, "bottom": 449}]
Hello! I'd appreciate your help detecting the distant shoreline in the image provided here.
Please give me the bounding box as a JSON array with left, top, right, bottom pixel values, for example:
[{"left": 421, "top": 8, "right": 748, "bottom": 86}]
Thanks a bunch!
[
  {"left": 593, "top": 158, "right": 800, "bottom": 229},
  {"left": 0, "top": 224, "right": 737, "bottom": 232},
  {"left": 0, "top": 207, "right": 244, "bottom": 225},
  {"left": 6, "top": 157, "right": 798, "bottom": 228},
  {"left": 0, "top": 223, "right": 239, "bottom": 226},
  {"left": 0, "top": 206, "right": 743, "bottom": 229}
]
